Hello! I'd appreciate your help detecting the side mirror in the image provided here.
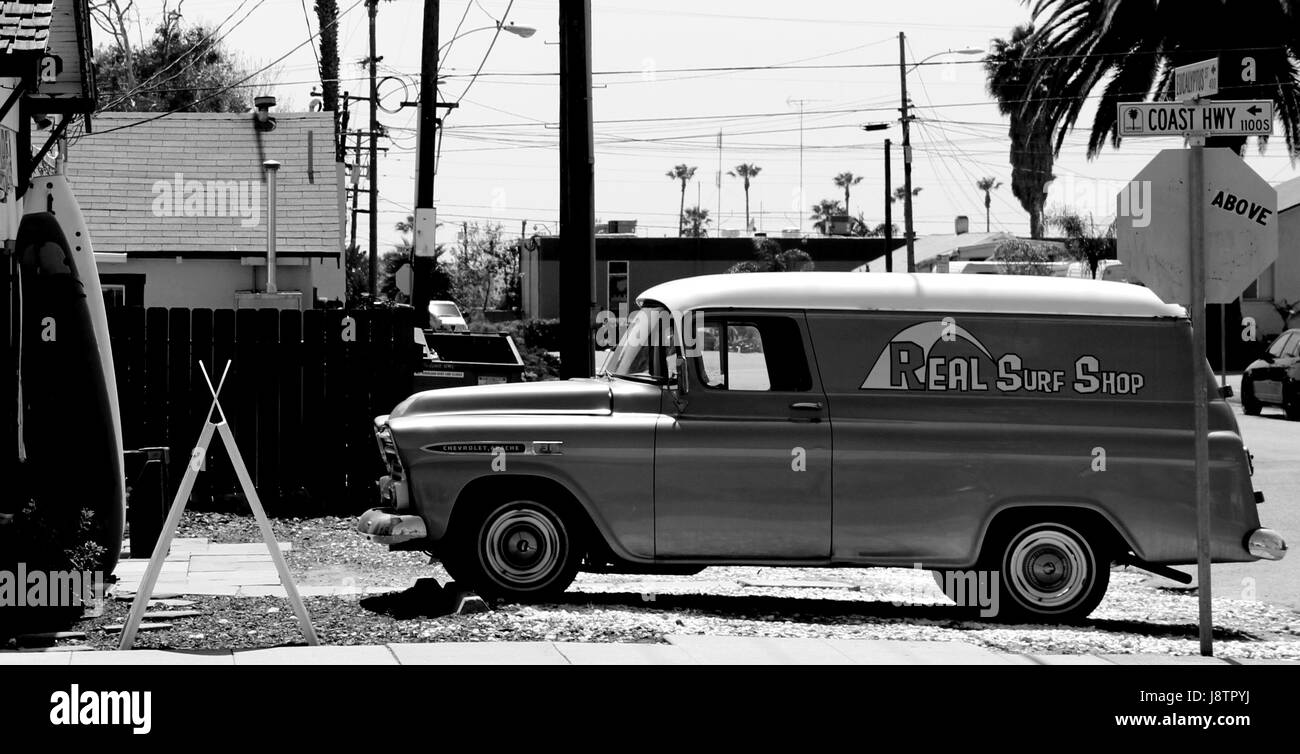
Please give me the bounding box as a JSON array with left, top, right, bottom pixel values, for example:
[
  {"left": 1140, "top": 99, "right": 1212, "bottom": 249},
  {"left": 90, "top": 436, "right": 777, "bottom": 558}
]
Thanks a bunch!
[
  {"left": 1218, "top": 385, "right": 1234, "bottom": 399},
  {"left": 674, "top": 355, "right": 689, "bottom": 396}
]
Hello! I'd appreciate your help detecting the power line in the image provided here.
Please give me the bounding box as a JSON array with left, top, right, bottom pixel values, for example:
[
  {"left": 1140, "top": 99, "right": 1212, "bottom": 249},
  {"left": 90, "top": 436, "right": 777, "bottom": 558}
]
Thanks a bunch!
[{"left": 454, "top": 0, "right": 516, "bottom": 104}]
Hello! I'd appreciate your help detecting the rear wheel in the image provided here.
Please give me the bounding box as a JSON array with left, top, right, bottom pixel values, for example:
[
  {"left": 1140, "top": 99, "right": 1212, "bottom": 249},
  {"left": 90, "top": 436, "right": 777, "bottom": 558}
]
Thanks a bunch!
[
  {"left": 1242, "top": 379, "right": 1262, "bottom": 416},
  {"left": 447, "top": 497, "right": 581, "bottom": 602},
  {"left": 994, "top": 521, "right": 1109, "bottom": 623}
]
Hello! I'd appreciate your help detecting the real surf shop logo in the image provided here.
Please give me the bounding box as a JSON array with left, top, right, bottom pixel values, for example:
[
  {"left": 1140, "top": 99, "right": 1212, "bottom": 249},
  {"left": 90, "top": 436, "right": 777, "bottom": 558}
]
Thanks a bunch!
[{"left": 859, "top": 319, "right": 1147, "bottom": 396}]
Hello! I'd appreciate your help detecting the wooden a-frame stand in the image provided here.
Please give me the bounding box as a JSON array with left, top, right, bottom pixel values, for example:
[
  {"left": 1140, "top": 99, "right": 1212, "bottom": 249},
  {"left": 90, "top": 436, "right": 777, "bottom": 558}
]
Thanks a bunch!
[{"left": 118, "top": 361, "right": 319, "bottom": 650}]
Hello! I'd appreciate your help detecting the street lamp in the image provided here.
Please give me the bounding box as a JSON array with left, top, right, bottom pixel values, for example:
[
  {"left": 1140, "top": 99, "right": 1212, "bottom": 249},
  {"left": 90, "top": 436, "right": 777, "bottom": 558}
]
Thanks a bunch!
[
  {"left": 862, "top": 122, "right": 892, "bottom": 271},
  {"left": 411, "top": 16, "right": 537, "bottom": 318},
  {"left": 897, "top": 35, "right": 984, "bottom": 272}
]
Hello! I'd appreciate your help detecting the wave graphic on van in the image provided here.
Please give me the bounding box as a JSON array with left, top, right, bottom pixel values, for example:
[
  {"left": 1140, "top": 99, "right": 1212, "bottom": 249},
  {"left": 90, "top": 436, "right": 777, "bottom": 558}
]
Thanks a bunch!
[{"left": 861, "top": 320, "right": 993, "bottom": 390}]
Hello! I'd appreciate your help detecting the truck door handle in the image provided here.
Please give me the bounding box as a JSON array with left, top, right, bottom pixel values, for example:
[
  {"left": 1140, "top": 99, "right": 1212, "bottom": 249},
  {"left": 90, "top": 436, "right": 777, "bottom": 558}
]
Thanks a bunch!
[{"left": 790, "top": 402, "right": 823, "bottom": 411}]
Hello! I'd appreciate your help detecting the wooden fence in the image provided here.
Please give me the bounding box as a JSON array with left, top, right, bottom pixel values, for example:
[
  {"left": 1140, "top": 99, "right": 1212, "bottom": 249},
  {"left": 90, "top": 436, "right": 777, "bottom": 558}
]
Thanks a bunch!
[{"left": 106, "top": 307, "right": 421, "bottom": 516}]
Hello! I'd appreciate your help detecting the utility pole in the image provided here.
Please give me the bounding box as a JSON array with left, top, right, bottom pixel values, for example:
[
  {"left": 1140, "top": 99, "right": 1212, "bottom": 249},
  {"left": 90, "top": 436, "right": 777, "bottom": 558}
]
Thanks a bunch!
[
  {"left": 367, "top": 0, "right": 380, "bottom": 299},
  {"left": 412, "top": 0, "right": 440, "bottom": 321},
  {"left": 884, "top": 138, "right": 893, "bottom": 272},
  {"left": 349, "top": 130, "right": 361, "bottom": 254},
  {"left": 898, "top": 31, "right": 917, "bottom": 273},
  {"left": 558, "top": 0, "right": 596, "bottom": 379},
  {"left": 716, "top": 130, "right": 722, "bottom": 230}
]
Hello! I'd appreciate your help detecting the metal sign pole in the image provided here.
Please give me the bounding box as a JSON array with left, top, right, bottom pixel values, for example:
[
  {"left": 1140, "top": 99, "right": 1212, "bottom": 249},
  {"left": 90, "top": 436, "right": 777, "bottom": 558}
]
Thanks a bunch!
[{"left": 1188, "top": 141, "right": 1214, "bottom": 656}]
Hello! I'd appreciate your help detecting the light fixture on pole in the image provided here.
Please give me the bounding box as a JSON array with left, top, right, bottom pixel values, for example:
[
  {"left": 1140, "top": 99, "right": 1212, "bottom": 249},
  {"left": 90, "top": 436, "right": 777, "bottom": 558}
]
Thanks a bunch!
[{"left": 898, "top": 35, "right": 984, "bottom": 272}]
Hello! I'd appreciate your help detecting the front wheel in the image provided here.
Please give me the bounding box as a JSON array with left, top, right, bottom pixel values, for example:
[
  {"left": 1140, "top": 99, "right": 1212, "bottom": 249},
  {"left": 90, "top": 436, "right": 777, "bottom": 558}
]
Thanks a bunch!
[
  {"left": 448, "top": 498, "right": 581, "bottom": 602},
  {"left": 1284, "top": 384, "right": 1300, "bottom": 421},
  {"left": 994, "top": 521, "right": 1109, "bottom": 623},
  {"left": 1242, "top": 379, "right": 1262, "bottom": 416}
]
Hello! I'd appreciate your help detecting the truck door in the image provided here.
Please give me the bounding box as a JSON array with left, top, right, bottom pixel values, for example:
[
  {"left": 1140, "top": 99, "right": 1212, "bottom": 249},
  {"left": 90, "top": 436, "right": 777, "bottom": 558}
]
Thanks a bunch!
[{"left": 654, "top": 311, "right": 832, "bottom": 559}]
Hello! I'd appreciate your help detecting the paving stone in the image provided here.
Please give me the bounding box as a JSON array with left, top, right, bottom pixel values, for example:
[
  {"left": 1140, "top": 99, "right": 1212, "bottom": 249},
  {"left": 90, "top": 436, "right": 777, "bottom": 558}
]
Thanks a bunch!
[
  {"left": 233, "top": 645, "right": 398, "bottom": 665},
  {"left": 205, "top": 542, "right": 291, "bottom": 555},
  {"left": 556, "top": 643, "right": 695, "bottom": 665},
  {"left": 237, "top": 585, "right": 289, "bottom": 598},
  {"left": 826, "top": 639, "right": 1013, "bottom": 665},
  {"left": 388, "top": 642, "right": 568, "bottom": 665},
  {"left": 1024, "top": 654, "right": 1116, "bottom": 666},
  {"left": 100, "top": 623, "right": 173, "bottom": 633},
  {"left": 142, "top": 610, "right": 204, "bottom": 620},
  {"left": 666, "top": 636, "right": 852, "bottom": 664},
  {"left": 0, "top": 651, "right": 73, "bottom": 665},
  {"left": 148, "top": 598, "right": 197, "bottom": 608},
  {"left": 187, "top": 558, "right": 277, "bottom": 573},
  {"left": 1101, "top": 654, "right": 1229, "bottom": 666},
  {"left": 70, "top": 650, "right": 234, "bottom": 665}
]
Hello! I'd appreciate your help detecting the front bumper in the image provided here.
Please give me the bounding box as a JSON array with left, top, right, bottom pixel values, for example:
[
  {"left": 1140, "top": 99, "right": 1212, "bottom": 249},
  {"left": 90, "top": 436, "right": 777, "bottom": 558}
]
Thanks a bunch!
[
  {"left": 356, "top": 507, "right": 428, "bottom": 545},
  {"left": 1246, "top": 528, "right": 1287, "bottom": 561}
]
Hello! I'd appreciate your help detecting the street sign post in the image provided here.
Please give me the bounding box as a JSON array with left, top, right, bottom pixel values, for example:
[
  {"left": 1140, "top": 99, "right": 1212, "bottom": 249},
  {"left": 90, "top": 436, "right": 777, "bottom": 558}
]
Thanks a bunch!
[
  {"left": 1174, "top": 58, "right": 1219, "bottom": 101},
  {"left": 1116, "top": 147, "right": 1278, "bottom": 657},
  {"left": 1117, "top": 100, "right": 1272, "bottom": 137}
]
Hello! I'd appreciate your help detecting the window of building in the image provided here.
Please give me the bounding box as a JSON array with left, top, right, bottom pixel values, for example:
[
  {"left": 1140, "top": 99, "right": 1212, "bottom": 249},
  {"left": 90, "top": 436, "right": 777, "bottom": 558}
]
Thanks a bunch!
[
  {"left": 102, "top": 284, "right": 128, "bottom": 309},
  {"left": 607, "top": 261, "right": 629, "bottom": 313}
]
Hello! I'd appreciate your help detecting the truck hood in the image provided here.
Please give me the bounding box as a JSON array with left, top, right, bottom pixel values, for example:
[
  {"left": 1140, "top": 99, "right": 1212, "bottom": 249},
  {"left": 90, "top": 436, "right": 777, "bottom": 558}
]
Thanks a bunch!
[{"left": 388, "top": 378, "right": 613, "bottom": 420}]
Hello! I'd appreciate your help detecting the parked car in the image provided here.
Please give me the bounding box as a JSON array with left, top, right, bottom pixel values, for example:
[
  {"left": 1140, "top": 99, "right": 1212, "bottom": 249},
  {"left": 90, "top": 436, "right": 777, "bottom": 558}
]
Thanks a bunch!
[
  {"left": 428, "top": 300, "right": 469, "bottom": 332},
  {"left": 1242, "top": 328, "right": 1300, "bottom": 419},
  {"left": 357, "top": 273, "right": 1285, "bottom": 622}
]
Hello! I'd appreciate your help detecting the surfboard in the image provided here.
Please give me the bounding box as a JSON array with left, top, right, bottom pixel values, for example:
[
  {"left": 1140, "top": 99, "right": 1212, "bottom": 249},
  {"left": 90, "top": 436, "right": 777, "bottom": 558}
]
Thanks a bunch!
[{"left": 15, "top": 212, "right": 124, "bottom": 574}]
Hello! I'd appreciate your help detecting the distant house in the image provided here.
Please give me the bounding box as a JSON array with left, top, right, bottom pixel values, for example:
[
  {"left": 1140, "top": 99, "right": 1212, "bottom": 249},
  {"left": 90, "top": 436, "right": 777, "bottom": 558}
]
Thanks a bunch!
[
  {"left": 67, "top": 109, "right": 345, "bottom": 310},
  {"left": 520, "top": 235, "right": 901, "bottom": 320},
  {"left": 1242, "top": 175, "right": 1300, "bottom": 339}
]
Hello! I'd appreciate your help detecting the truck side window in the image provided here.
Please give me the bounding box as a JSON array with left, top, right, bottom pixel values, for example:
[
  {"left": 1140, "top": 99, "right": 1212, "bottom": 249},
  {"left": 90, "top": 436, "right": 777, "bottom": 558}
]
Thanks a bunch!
[
  {"left": 693, "top": 316, "right": 811, "bottom": 392},
  {"left": 1268, "top": 333, "right": 1293, "bottom": 358}
]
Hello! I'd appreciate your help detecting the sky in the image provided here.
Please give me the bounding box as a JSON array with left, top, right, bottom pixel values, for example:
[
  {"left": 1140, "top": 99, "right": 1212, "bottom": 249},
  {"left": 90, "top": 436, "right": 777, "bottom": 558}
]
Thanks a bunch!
[{"left": 106, "top": 0, "right": 1300, "bottom": 254}]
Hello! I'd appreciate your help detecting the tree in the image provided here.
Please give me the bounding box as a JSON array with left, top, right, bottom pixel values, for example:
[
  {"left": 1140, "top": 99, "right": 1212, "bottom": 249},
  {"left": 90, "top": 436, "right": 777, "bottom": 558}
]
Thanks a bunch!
[
  {"left": 314, "top": 1, "right": 340, "bottom": 116},
  {"left": 833, "top": 172, "right": 865, "bottom": 215},
  {"left": 809, "top": 198, "right": 845, "bottom": 235},
  {"left": 994, "top": 238, "right": 1058, "bottom": 276},
  {"left": 891, "top": 186, "right": 922, "bottom": 204},
  {"left": 93, "top": 6, "right": 271, "bottom": 113},
  {"left": 727, "top": 163, "right": 763, "bottom": 232},
  {"left": 682, "top": 206, "right": 711, "bottom": 238},
  {"left": 1045, "top": 206, "right": 1114, "bottom": 279},
  {"left": 448, "top": 222, "right": 515, "bottom": 313},
  {"left": 726, "top": 238, "right": 815, "bottom": 273},
  {"left": 976, "top": 176, "right": 1003, "bottom": 232},
  {"left": 1026, "top": 0, "right": 1300, "bottom": 158},
  {"left": 986, "top": 24, "right": 1057, "bottom": 239},
  {"left": 867, "top": 222, "right": 899, "bottom": 238},
  {"left": 666, "top": 164, "right": 698, "bottom": 237}
]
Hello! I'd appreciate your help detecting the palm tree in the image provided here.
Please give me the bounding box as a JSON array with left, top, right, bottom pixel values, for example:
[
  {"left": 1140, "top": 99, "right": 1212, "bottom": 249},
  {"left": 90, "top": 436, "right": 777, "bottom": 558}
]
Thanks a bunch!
[
  {"left": 682, "top": 206, "right": 711, "bottom": 238},
  {"left": 976, "top": 177, "right": 1003, "bottom": 232},
  {"left": 1026, "top": 0, "right": 1300, "bottom": 158},
  {"left": 666, "top": 164, "right": 698, "bottom": 237},
  {"left": 986, "top": 24, "right": 1056, "bottom": 239},
  {"left": 891, "top": 186, "right": 922, "bottom": 204},
  {"left": 833, "top": 172, "right": 865, "bottom": 214},
  {"left": 727, "top": 163, "right": 762, "bottom": 232},
  {"left": 809, "top": 199, "right": 845, "bottom": 235}
]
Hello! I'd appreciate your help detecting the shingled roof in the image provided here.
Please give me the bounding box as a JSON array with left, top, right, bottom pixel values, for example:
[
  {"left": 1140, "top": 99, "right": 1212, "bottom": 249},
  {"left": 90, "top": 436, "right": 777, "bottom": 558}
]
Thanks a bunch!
[
  {"left": 67, "top": 111, "right": 342, "bottom": 257},
  {"left": 0, "top": 0, "right": 53, "bottom": 54}
]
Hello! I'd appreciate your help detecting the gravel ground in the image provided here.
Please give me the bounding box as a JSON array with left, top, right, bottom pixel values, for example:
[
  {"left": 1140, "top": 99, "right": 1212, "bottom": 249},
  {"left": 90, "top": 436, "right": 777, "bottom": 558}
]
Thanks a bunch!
[{"left": 10, "top": 512, "right": 1300, "bottom": 658}]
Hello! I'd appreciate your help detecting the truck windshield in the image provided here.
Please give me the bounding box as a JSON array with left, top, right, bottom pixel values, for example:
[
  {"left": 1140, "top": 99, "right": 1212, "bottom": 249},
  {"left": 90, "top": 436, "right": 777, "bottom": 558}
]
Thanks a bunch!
[{"left": 604, "top": 307, "right": 674, "bottom": 382}]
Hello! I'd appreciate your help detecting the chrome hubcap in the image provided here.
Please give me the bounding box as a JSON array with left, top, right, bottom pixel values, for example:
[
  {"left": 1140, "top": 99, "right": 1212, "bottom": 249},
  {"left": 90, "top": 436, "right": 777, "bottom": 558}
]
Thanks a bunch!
[
  {"left": 483, "top": 505, "right": 563, "bottom": 586},
  {"left": 1008, "top": 528, "right": 1091, "bottom": 610}
]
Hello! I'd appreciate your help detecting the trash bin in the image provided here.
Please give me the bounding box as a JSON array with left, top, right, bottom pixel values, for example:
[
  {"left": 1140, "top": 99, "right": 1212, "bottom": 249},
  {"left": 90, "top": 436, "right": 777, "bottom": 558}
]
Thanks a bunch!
[
  {"left": 123, "top": 447, "right": 170, "bottom": 559},
  {"left": 413, "top": 331, "right": 526, "bottom": 391}
]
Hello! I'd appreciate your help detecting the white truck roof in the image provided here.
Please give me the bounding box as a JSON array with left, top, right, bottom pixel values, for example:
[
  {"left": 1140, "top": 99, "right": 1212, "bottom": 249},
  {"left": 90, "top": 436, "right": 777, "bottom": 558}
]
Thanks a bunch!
[{"left": 637, "top": 272, "right": 1185, "bottom": 318}]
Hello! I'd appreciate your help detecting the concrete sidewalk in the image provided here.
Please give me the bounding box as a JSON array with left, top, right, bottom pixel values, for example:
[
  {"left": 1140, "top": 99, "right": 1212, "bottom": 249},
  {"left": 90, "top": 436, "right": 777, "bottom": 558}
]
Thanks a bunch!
[{"left": 1, "top": 636, "right": 1293, "bottom": 665}]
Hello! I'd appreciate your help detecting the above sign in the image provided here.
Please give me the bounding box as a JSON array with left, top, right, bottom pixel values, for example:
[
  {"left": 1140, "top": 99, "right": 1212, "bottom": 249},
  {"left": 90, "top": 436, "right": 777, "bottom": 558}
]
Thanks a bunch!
[
  {"left": 1116, "top": 148, "right": 1278, "bottom": 305},
  {"left": 1173, "top": 58, "right": 1219, "bottom": 101},
  {"left": 1117, "top": 101, "right": 1273, "bottom": 137}
]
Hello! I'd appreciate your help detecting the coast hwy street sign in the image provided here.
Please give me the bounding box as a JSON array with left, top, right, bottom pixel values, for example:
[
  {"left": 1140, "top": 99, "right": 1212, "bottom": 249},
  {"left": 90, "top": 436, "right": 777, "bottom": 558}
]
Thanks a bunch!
[
  {"left": 1117, "top": 100, "right": 1273, "bottom": 137},
  {"left": 1173, "top": 58, "right": 1219, "bottom": 100},
  {"left": 1116, "top": 148, "right": 1278, "bottom": 305}
]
